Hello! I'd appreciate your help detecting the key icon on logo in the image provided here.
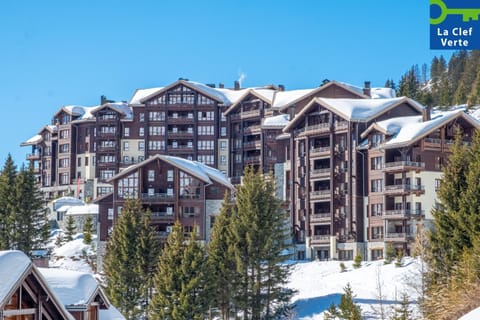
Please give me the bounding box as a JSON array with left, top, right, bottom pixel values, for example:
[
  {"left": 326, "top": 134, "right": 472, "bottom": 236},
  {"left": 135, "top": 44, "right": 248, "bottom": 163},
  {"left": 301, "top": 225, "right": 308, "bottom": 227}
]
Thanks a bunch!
[{"left": 430, "top": 0, "right": 480, "bottom": 25}]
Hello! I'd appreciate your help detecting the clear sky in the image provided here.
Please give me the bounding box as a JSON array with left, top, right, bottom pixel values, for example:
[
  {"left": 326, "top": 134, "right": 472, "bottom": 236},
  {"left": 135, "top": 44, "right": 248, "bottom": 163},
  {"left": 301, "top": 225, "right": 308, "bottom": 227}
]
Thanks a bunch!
[{"left": 0, "top": 0, "right": 453, "bottom": 165}]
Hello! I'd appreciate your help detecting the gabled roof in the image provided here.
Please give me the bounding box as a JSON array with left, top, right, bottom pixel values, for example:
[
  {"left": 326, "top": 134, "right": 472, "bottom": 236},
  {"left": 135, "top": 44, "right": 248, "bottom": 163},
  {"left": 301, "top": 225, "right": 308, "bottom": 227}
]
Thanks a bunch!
[
  {"left": 65, "top": 204, "right": 99, "bottom": 216},
  {"left": 108, "top": 154, "right": 234, "bottom": 190},
  {"left": 283, "top": 96, "right": 424, "bottom": 133},
  {"left": 20, "top": 134, "right": 43, "bottom": 146},
  {"left": 224, "top": 88, "right": 276, "bottom": 115},
  {"left": 0, "top": 250, "right": 75, "bottom": 320},
  {"left": 138, "top": 80, "right": 230, "bottom": 105},
  {"left": 363, "top": 109, "right": 480, "bottom": 149},
  {"left": 275, "top": 81, "right": 369, "bottom": 111},
  {"left": 39, "top": 268, "right": 109, "bottom": 310},
  {"left": 89, "top": 102, "right": 132, "bottom": 119},
  {"left": 129, "top": 87, "right": 164, "bottom": 105},
  {"left": 262, "top": 114, "right": 290, "bottom": 129}
]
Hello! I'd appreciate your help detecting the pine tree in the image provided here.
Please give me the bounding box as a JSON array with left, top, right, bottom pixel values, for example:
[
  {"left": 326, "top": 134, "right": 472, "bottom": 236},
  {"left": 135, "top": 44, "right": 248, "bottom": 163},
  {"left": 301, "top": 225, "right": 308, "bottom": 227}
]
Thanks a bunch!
[
  {"left": 103, "top": 199, "right": 151, "bottom": 319},
  {"left": 0, "top": 154, "right": 17, "bottom": 250},
  {"left": 83, "top": 215, "right": 93, "bottom": 245},
  {"left": 64, "top": 214, "right": 76, "bottom": 242},
  {"left": 136, "top": 209, "right": 160, "bottom": 317},
  {"left": 337, "top": 283, "right": 362, "bottom": 320},
  {"left": 384, "top": 242, "right": 395, "bottom": 264},
  {"left": 390, "top": 293, "right": 414, "bottom": 320},
  {"left": 150, "top": 221, "right": 209, "bottom": 320},
  {"left": 229, "top": 167, "right": 293, "bottom": 319},
  {"left": 206, "top": 192, "right": 238, "bottom": 319},
  {"left": 353, "top": 253, "right": 362, "bottom": 269},
  {"left": 13, "top": 164, "right": 49, "bottom": 254}
]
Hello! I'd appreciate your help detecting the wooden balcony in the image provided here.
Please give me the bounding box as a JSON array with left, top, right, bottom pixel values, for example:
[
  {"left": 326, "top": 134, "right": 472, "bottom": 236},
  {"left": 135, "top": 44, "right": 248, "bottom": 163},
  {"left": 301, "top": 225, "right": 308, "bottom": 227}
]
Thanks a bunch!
[
  {"left": 167, "top": 116, "right": 194, "bottom": 124},
  {"left": 383, "top": 184, "right": 425, "bottom": 195},
  {"left": 167, "top": 130, "right": 194, "bottom": 138},
  {"left": 150, "top": 211, "right": 175, "bottom": 221},
  {"left": 310, "top": 213, "right": 331, "bottom": 223},
  {"left": 384, "top": 233, "right": 413, "bottom": 242},
  {"left": 244, "top": 155, "right": 261, "bottom": 163},
  {"left": 310, "top": 146, "right": 331, "bottom": 158},
  {"left": 310, "top": 168, "right": 330, "bottom": 178},
  {"left": 244, "top": 125, "right": 262, "bottom": 135},
  {"left": 310, "top": 190, "right": 331, "bottom": 200},
  {"left": 311, "top": 234, "right": 331, "bottom": 244},
  {"left": 140, "top": 193, "right": 175, "bottom": 202},
  {"left": 383, "top": 209, "right": 424, "bottom": 220},
  {"left": 384, "top": 161, "right": 425, "bottom": 172},
  {"left": 243, "top": 140, "right": 262, "bottom": 150},
  {"left": 295, "top": 123, "right": 330, "bottom": 136},
  {"left": 27, "top": 152, "right": 41, "bottom": 160},
  {"left": 240, "top": 109, "right": 261, "bottom": 119}
]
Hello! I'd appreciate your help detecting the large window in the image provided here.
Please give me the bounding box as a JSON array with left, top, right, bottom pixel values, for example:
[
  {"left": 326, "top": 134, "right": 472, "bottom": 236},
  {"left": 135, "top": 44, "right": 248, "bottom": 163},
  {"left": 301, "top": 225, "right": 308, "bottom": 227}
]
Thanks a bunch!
[
  {"left": 59, "top": 158, "right": 70, "bottom": 168},
  {"left": 59, "top": 143, "right": 70, "bottom": 153},
  {"left": 198, "top": 111, "right": 214, "bottom": 121},
  {"left": 149, "top": 140, "right": 165, "bottom": 150},
  {"left": 198, "top": 155, "right": 214, "bottom": 165},
  {"left": 100, "top": 169, "right": 115, "bottom": 180},
  {"left": 149, "top": 111, "right": 165, "bottom": 121},
  {"left": 149, "top": 126, "right": 165, "bottom": 136},
  {"left": 371, "top": 203, "right": 383, "bottom": 217},
  {"left": 59, "top": 172, "right": 69, "bottom": 185},
  {"left": 117, "top": 171, "right": 139, "bottom": 199},
  {"left": 99, "top": 155, "right": 116, "bottom": 163},
  {"left": 197, "top": 140, "right": 214, "bottom": 150},
  {"left": 138, "top": 141, "right": 145, "bottom": 151},
  {"left": 179, "top": 171, "right": 201, "bottom": 198},
  {"left": 371, "top": 179, "right": 383, "bottom": 192},
  {"left": 100, "top": 126, "right": 116, "bottom": 134},
  {"left": 60, "top": 129, "right": 70, "bottom": 139},
  {"left": 198, "top": 126, "right": 214, "bottom": 135},
  {"left": 371, "top": 156, "right": 383, "bottom": 170}
]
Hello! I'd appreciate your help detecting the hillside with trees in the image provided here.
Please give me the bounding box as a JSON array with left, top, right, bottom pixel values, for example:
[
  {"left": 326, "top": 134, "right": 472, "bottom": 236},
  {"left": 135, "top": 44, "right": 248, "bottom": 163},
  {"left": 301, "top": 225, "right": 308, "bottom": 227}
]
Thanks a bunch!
[{"left": 395, "top": 50, "right": 480, "bottom": 109}]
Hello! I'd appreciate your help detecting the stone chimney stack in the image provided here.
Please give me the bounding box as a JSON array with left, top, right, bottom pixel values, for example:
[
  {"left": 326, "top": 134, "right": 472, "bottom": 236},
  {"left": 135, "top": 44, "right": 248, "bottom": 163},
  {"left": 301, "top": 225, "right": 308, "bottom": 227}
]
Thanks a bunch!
[
  {"left": 219, "top": 83, "right": 224, "bottom": 89},
  {"left": 278, "top": 84, "right": 285, "bottom": 92},
  {"left": 234, "top": 80, "right": 240, "bottom": 90},
  {"left": 363, "top": 81, "right": 371, "bottom": 97},
  {"left": 422, "top": 106, "right": 431, "bottom": 121}
]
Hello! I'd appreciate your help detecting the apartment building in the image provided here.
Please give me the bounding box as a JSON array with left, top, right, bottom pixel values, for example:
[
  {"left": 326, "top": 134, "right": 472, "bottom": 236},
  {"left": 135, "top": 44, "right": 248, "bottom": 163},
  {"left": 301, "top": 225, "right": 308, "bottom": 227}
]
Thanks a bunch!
[
  {"left": 360, "top": 108, "right": 480, "bottom": 260},
  {"left": 21, "top": 78, "right": 477, "bottom": 261}
]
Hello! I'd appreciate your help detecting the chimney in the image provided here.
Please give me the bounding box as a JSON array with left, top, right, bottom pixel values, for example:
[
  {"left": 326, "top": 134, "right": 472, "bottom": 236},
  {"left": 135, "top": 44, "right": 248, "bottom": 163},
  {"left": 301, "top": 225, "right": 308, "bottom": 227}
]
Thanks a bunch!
[
  {"left": 206, "top": 83, "right": 216, "bottom": 88},
  {"left": 321, "top": 79, "right": 330, "bottom": 86},
  {"left": 234, "top": 80, "right": 240, "bottom": 90},
  {"left": 422, "top": 106, "right": 431, "bottom": 121},
  {"left": 363, "top": 81, "right": 371, "bottom": 97},
  {"left": 101, "top": 95, "right": 108, "bottom": 105},
  {"left": 278, "top": 84, "right": 285, "bottom": 92},
  {"left": 219, "top": 83, "right": 224, "bottom": 89}
]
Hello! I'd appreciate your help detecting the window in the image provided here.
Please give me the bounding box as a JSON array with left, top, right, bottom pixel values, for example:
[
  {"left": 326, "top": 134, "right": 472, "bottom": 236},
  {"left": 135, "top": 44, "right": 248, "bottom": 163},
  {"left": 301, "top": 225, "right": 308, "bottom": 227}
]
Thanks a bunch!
[
  {"left": 148, "top": 140, "right": 165, "bottom": 150},
  {"left": 100, "top": 126, "right": 116, "bottom": 134},
  {"left": 139, "top": 127, "right": 144, "bottom": 137},
  {"left": 108, "top": 208, "right": 114, "bottom": 220},
  {"left": 138, "top": 141, "right": 145, "bottom": 151},
  {"left": 371, "top": 133, "right": 383, "bottom": 147},
  {"left": 59, "top": 143, "right": 70, "bottom": 153},
  {"left": 182, "top": 206, "right": 199, "bottom": 217},
  {"left": 85, "top": 157, "right": 89, "bottom": 166},
  {"left": 371, "top": 179, "right": 383, "bottom": 192},
  {"left": 220, "top": 155, "right": 227, "bottom": 165},
  {"left": 59, "top": 158, "right": 70, "bottom": 168},
  {"left": 435, "top": 156, "right": 443, "bottom": 170},
  {"left": 98, "top": 186, "right": 113, "bottom": 196},
  {"left": 198, "top": 95, "right": 215, "bottom": 105},
  {"left": 221, "top": 112, "right": 227, "bottom": 121},
  {"left": 59, "top": 172, "right": 69, "bottom": 185},
  {"left": 198, "top": 155, "right": 214, "bottom": 165},
  {"left": 100, "top": 170, "right": 115, "bottom": 180},
  {"left": 148, "top": 170, "right": 155, "bottom": 182},
  {"left": 60, "top": 129, "right": 70, "bottom": 139},
  {"left": 149, "top": 111, "right": 165, "bottom": 121},
  {"left": 435, "top": 178, "right": 441, "bottom": 191},
  {"left": 77, "top": 157, "right": 81, "bottom": 167},
  {"left": 99, "top": 155, "right": 116, "bottom": 163},
  {"left": 198, "top": 111, "right": 214, "bottom": 120},
  {"left": 149, "top": 126, "right": 165, "bottom": 136},
  {"left": 124, "top": 127, "right": 130, "bottom": 137},
  {"left": 198, "top": 126, "right": 214, "bottom": 135},
  {"left": 371, "top": 203, "right": 383, "bottom": 217},
  {"left": 167, "top": 170, "right": 174, "bottom": 182},
  {"left": 220, "top": 141, "right": 227, "bottom": 150},
  {"left": 123, "top": 141, "right": 129, "bottom": 151},
  {"left": 197, "top": 140, "right": 214, "bottom": 150},
  {"left": 221, "top": 127, "right": 227, "bottom": 137},
  {"left": 117, "top": 172, "right": 139, "bottom": 199},
  {"left": 371, "top": 156, "right": 383, "bottom": 170},
  {"left": 139, "top": 112, "right": 145, "bottom": 122}
]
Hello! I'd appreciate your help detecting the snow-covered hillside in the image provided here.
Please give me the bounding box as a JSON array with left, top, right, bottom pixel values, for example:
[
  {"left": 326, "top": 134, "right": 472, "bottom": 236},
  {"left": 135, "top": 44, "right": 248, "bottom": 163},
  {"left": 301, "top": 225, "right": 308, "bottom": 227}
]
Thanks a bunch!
[{"left": 287, "top": 258, "right": 422, "bottom": 319}]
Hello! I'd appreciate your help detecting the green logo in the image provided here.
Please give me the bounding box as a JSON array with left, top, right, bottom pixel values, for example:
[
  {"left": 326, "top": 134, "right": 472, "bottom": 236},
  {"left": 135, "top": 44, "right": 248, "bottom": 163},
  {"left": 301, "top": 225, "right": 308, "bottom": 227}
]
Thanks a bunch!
[{"left": 430, "top": 0, "right": 480, "bottom": 25}]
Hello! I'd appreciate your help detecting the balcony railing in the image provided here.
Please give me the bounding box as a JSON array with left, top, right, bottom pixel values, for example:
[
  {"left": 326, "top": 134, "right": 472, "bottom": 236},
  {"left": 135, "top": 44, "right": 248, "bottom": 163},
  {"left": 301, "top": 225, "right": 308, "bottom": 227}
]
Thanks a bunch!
[
  {"left": 241, "top": 109, "right": 261, "bottom": 119},
  {"left": 310, "top": 147, "right": 331, "bottom": 157},
  {"left": 295, "top": 123, "right": 330, "bottom": 136},
  {"left": 150, "top": 211, "right": 175, "bottom": 219},
  {"left": 310, "top": 168, "right": 330, "bottom": 177},
  {"left": 334, "top": 121, "right": 348, "bottom": 130},
  {"left": 310, "top": 213, "right": 331, "bottom": 223},
  {"left": 311, "top": 234, "right": 331, "bottom": 244},
  {"left": 243, "top": 140, "right": 262, "bottom": 149},
  {"left": 384, "top": 161, "right": 425, "bottom": 172},
  {"left": 141, "top": 193, "right": 175, "bottom": 202},
  {"left": 383, "top": 184, "right": 425, "bottom": 195},
  {"left": 244, "top": 125, "right": 262, "bottom": 134},
  {"left": 27, "top": 152, "right": 41, "bottom": 160},
  {"left": 384, "top": 233, "right": 413, "bottom": 242},
  {"left": 244, "top": 155, "right": 261, "bottom": 163},
  {"left": 310, "top": 190, "right": 331, "bottom": 199},
  {"left": 383, "top": 209, "right": 425, "bottom": 219}
]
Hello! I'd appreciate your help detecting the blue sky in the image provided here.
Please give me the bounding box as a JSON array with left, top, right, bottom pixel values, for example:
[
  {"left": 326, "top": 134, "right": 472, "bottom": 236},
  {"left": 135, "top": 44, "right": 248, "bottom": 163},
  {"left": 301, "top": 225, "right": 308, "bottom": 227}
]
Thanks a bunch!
[{"left": 0, "top": 1, "right": 452, "bottom": 165}]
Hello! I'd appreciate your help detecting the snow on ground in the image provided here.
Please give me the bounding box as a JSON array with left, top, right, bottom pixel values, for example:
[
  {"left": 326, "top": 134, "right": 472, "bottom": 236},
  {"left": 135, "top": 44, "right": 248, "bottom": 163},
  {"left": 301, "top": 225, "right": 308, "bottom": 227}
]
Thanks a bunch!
[
  {"left": 288, "top": 258, "right": 423, "bottom": 319},
  {"left": 459, "top": 306, "right": 480, "bottom": 320},
  {"left": 48, "top": 232, "right": 96, "bottom": 273}
]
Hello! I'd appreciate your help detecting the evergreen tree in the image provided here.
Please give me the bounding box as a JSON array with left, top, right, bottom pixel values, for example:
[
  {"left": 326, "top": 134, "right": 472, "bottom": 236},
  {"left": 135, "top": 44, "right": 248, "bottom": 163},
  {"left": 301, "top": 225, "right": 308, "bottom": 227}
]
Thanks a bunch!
[
  {"left": 384, "top": 243, "right": 395, "bottom": 265},
  {"left": 13, "top": 164, "right": 49, "bottom": 254},
  {"left": 136, "top": 209, "right": 160, "bottom": 317},
  {"left": 83, "top": 215, "right": 94, "bottom": 245},
  {"left": 150, "top": 221, "right": 209, "bottom": 320},
  {"left": 390, "top": 293, "right": 414, "bottom": 320},
  {"left": 64, "top": 214, "right": 76, "bottom": 242},
  {"left": 229, "top": 167, "right": 293, "bottom": 319},
  {"left": 103, "top": 199, "right": 153, "bottom": 319},
  {"left": 0, "top": 154, "right": 17, "bottom": 250},
  {"left": 353, "top": 253, "right": 362, "bottom": 269},
  {"left": 397, "top": 66, "right": 420, "bottom": 100},
  {"left": 206, "top": 192, "right": 238, "bottom": 319}
]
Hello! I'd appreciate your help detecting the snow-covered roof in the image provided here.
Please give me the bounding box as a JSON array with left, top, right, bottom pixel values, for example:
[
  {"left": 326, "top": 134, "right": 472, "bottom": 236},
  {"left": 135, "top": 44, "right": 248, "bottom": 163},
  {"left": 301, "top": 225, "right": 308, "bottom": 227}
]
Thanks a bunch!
[
  {"left": 108, "top": 154, "right": 234, "bottom": 190},
  {"left": 159, "top": 155, "right": 234, "bottom": 189},
  {"left": 284, "top": 96, "right": 424, "bottom": 133},
  {"left": 53, "top": 197, "right": 85, "bottom": 211},
  {"left": 0, "top": 250, "right": 31, "bottom": 306},
  {"left": 20, "top": 134, "right": 43, "bottom": 146},
  {"left": 99, "top": 305, "right": 126, "bottom": 320},
  {"left": 272, "top": 88, "right": 317, "bottom": 109},
  {"left": 39, "top": 268, "right": 106, "bottom": 308},
  {"left": 57, "top": 205, "right": 73, "bottom": 213},
  {"left": 262, "top": 114, "right": 290, "bottom": 128},
  {"left": 129, "top": 87, "right": 163, "bottom": 105},
  {"left": 65, "top": 204, "right": 99, "bottom": 216},
  {"left": 368, "top": 109, "right": 480, "bottom": 149},
  {"left": 370, "top": 87, "right": 396, "bottom": 99},
  {"left": 90, "top": 102, "right": 132, "bottom": 120}
]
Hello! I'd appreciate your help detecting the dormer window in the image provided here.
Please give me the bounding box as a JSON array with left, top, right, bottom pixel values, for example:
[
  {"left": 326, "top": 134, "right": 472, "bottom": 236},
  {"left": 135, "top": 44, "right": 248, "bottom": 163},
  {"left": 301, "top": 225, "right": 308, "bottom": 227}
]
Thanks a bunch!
[{"left": 371, "top": 133, "right": 383, "bottom": 147}]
